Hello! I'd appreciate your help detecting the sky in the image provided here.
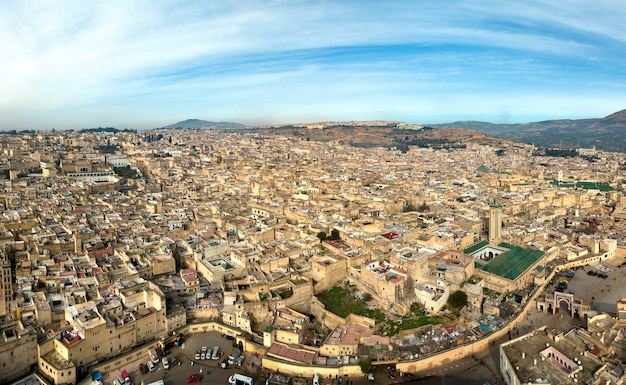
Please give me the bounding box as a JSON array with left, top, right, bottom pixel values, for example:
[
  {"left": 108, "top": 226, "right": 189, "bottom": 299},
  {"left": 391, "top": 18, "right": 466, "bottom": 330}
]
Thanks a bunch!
[{"left": 1, "top": 0, "right": 625, "bottom": 130}]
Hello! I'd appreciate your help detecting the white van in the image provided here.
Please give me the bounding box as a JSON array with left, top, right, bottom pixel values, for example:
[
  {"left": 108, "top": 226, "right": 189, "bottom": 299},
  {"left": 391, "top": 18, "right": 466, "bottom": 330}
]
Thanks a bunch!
[
  {"left": 148, "top": 347, "right": 159, "bottom": 364},
  {"left": 229, "top": 374, "right": 253, "bottom": 385}
]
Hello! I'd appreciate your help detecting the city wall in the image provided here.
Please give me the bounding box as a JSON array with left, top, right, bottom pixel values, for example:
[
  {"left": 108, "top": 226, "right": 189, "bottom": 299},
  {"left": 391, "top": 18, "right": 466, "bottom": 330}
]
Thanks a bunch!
[{"left": 83, "top": 252, "right": 618, "bottom": 383}]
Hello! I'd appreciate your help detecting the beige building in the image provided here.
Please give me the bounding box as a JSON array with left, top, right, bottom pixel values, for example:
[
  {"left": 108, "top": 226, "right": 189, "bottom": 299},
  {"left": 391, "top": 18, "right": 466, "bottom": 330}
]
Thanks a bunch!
[
  {"left": 264, "top": 307, "right": 310, "bottom": 346},
  {"left": 320, "top": 321, "right": 373, "bottom": 357},
  {"left": 310, "top": 254, "right": 348, "bottom": 293},
  {"left": 40, "top": 281, "right": 167, "bottom": 382},
  {"left": 0, "top": 319, "right": 38, "bottom": 384},
  {"left": 488, "top": 201, "right": 502, "bottom": 243},
  {"left": 147, "top": 253, "right": 176, "bottom": 276},
  {"left": 0, "top": 257, "right": 11, "bottom": 316},
  {"left": 356, "top": 259, "right": 408, "bottom": 304}
]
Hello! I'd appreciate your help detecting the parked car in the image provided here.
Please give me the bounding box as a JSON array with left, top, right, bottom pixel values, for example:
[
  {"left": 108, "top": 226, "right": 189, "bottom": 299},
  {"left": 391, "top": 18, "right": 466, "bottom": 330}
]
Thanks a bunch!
[
  {"left": 162, "top": 356, "right": 170, "bottom": 370},
  {"left": 121, "top": 370, "right": 131, "bottom": 385},
  {"left": 169, "top": 354, "right": 178, "bottom": 366},
  {"left": 147, "top": 361, "right": 157, "bottom": 372},
  {"left": 187, "top": 374, "right": 203, "bottom": 383},
  {"left": 211, "top": 346, "right": 220, "bottom": 360},
  {"left": 139, "top": 363, "right": 148, "bottom": 375},
  {"left": 194, "top": 351, "right": 201, "bottom": 360}
]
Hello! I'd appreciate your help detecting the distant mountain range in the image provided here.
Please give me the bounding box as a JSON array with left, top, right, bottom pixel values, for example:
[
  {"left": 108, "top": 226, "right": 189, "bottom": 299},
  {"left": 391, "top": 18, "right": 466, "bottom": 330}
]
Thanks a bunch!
[
  {"left": 162, "top": 110, "right": 626, "bottom": 152},
  {"left": 427, "top": 109, "right": 626, "bottom": 152},
  {"left": 164, "top": 119, "right": 247, "bottom": 129}
]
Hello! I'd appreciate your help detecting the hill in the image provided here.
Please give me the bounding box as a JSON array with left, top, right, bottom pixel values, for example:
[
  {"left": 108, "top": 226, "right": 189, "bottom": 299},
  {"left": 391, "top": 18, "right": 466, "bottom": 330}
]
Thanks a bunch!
[
  {"left": 241, "top": 123, "right": 511, "bottom": 150},
  {"left": 427, "top": 109, "right": 626, "bottom": 152},
  {"left": 164, "top": 119, "right": 246, "bottom": 129}
]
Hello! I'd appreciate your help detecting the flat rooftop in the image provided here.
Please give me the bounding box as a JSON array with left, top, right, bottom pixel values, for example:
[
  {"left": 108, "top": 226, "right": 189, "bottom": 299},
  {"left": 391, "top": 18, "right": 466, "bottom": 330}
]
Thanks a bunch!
[{"left": 502, "top": 327, "right": 602, "bottom": 385}]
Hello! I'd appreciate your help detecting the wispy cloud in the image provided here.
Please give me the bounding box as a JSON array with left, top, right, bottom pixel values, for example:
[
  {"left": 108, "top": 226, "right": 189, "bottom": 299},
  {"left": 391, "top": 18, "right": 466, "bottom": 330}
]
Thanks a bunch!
[{"left": 0, "top": 0, "right": 624, "bottom": 129}]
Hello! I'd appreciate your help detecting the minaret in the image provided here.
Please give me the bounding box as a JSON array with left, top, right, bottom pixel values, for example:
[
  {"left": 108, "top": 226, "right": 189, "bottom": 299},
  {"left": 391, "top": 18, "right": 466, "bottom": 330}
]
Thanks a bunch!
[{"left": 489, "top": 198, "right": 502, "bottom": 243}]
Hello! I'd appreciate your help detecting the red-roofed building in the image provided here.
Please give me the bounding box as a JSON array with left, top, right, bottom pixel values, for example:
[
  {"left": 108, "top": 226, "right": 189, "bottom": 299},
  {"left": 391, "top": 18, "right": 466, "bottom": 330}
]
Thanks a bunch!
[
  {"left": 381, "top": 232, "right": 399, "bottom": 240},
  {"left": 266, "top": 342, "right": 316, "bottom": 365}
]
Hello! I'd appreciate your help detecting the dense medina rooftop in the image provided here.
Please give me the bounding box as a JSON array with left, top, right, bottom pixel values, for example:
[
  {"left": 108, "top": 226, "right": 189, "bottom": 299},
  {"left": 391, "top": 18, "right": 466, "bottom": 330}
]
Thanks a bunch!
[{"left": 1, "top": 129, "right": 626, "bottom": 384}]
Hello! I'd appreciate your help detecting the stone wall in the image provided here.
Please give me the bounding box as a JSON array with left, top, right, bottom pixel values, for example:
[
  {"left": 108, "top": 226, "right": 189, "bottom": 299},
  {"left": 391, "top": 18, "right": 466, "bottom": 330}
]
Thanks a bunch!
[{"left": 262, "top": 356, "right": 362, "bottom": 378}]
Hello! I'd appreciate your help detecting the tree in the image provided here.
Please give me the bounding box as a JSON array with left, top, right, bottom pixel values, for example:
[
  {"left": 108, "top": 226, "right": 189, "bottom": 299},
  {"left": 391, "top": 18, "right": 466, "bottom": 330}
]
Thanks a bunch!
[
  {"left": 447, "top": 290, "right": 468, "bottom": 310},
  {"left": 358, "top": 357, "right": 373, "bottom": 374},
  {"left": 329, "top": 229, "right": 341, "bottom": 240},
  {"left": 403, "top": 200, "right": 418, "bottom": 212},
  {"left": 317, "top": 232, "right": 328, "bottom": 242}
]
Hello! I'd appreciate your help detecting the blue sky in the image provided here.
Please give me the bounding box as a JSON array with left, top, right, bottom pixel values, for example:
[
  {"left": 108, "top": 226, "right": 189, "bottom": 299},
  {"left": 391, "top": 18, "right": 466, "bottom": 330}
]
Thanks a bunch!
[{"left": 1, "top": 0, "right": 625, "bottom": 129}]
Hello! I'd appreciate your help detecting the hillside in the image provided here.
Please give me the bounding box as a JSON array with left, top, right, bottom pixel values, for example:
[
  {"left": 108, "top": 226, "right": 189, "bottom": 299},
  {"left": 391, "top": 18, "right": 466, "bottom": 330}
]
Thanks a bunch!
[
  {"left": 427, "top": 109, "right": 626, "bottom": 152},
  {"left": 241, "top": 124, "right": 511, "bottom": 150},
  {"left": 164, "top": 119, "right": 246, "bottom": 129}
]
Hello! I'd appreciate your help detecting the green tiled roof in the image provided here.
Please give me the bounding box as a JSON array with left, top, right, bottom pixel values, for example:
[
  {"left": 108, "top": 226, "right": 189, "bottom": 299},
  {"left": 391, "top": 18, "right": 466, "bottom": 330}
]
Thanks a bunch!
[
  {"left": 479, "top": 245, "right": 544, "bottom": 280},
  {"left": 498, "top": 242, "right": 515, "bottom": 249},
  {"left": 549, "top": 180, "right": 614, "bottom": 191},
  {"left": 464, "top": 240, "right": 489, "bottom": 254}
]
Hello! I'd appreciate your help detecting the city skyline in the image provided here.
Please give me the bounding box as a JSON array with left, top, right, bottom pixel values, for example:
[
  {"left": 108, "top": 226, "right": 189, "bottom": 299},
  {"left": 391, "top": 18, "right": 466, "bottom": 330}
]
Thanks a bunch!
[{"left": 1, "top": 0, "right": 625, "bottom": 130}]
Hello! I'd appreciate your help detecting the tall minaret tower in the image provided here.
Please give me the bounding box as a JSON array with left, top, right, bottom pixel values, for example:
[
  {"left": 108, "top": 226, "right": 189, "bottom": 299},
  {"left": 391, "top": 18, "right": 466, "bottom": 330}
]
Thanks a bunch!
[{"left": 489, "top": 198, "right": 502, "bottom": 244}]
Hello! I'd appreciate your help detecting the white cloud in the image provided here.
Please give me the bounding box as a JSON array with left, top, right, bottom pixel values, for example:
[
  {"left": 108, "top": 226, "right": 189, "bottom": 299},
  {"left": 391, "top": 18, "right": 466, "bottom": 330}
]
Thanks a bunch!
[{"left": 0, "top": 0, "right": 624, "bottom": 128}]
